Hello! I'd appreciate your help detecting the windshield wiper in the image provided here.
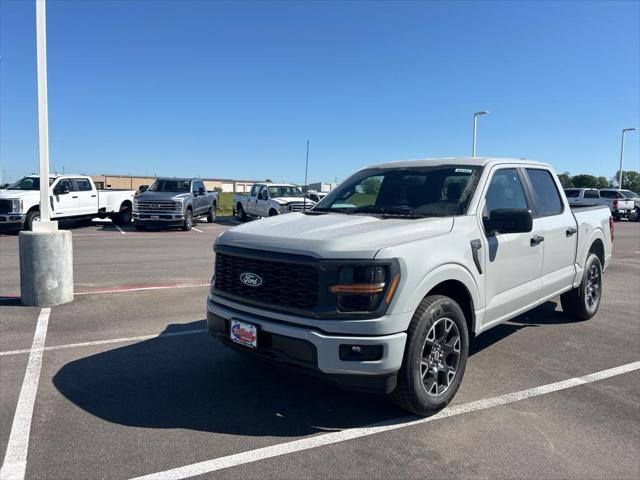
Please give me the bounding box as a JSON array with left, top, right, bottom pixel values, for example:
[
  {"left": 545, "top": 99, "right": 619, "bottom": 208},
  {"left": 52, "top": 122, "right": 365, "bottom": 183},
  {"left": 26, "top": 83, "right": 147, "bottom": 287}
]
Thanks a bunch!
[{"left": 352, "top": 205, "right": 425, "bottom": 218}]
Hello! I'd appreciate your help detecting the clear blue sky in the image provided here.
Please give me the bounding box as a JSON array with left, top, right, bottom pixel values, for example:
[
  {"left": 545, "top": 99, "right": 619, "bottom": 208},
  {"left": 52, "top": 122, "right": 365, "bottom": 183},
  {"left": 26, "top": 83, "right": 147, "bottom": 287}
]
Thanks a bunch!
[{"left": 1, "top": 0, "right": 639, "bottom": 185}]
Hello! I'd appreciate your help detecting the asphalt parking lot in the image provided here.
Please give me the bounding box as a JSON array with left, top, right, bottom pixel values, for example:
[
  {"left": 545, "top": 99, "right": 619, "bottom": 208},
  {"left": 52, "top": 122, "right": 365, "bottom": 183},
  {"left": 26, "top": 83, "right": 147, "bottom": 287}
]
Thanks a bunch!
[{"left": 1, "top": 219, "right": 639, "bottom": 479}]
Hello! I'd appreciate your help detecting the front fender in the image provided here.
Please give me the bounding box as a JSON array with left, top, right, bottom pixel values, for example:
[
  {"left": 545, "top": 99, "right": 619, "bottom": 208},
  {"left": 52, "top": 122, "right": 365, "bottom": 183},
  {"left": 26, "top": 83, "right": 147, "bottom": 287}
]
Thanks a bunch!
[{"left": 398, "top": 263, "right": 481, "bottom": 318}]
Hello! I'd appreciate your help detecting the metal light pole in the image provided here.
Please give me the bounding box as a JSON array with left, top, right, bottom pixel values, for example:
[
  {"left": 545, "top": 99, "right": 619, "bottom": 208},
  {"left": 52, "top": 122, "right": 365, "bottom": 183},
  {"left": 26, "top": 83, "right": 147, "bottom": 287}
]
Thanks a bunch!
[
  {"left": 303, "top": 140, "right": 309, "bottom": 210},
  {"left": 35, "top": 0, "right": 54, "bottom": 230},
  {"left": 17, "top": 0, "right": 74, "bottom": 308},
  {"left": 618, "top": 127, "right": 637, "bottom": 189},
  {"left": 472, "top": 111, "right": 489, "bottom": 157}
]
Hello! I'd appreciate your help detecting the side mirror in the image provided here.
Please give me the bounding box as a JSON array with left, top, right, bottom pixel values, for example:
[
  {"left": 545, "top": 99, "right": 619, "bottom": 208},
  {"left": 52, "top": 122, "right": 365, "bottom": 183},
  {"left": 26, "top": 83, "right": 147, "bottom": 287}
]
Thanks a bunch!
[
  {"left": 484, "top": 208, "right": 532, "bottom": 235},
  {"left": 199, "top": 187, "right": 205, "bottom": 195}
]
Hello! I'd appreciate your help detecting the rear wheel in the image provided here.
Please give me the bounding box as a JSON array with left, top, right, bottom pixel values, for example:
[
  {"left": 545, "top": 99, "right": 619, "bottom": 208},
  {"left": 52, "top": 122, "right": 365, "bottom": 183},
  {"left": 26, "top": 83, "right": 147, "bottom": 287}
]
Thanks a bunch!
[
  {"left": 207, "top": 205, "right": 216, "bottom": 223},
  {"left": 236, "top": 204, "right": 247, "bottom": 221},
  {"left": 561, "top": 252, "right": 602, "bottom": 320},
  {"left": 268, "top": 209, "right": 278, "bottom": 217},
  {"left": 25, "top": 210, "right": 41, "bottom": 231},
  {"left": 112, "top": 206, "right": 132, "bottom": 226},
  {"left": 182, "top": 209, "right": 193, "bottom": 231},
  {"left": 628, "top": 208, "right": 639, "bottom": 222},
  {"left": 390, "top": 295, "right": 468, "bottom": 416}
]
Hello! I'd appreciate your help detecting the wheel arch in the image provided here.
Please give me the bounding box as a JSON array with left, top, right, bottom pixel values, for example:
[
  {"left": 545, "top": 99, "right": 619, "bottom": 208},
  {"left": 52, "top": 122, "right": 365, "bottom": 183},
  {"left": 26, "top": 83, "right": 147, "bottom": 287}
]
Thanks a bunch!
[
  {"left": 405, "top": 264, "right": 480, "bottom": 336},
  {"left": 120, "top": 199, "right": 132, "bottom": 211}
]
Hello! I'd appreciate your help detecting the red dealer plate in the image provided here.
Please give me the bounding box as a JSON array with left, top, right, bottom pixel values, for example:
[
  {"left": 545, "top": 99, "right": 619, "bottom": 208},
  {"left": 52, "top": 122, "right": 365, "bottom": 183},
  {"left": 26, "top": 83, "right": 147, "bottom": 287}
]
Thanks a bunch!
[{"left": 229, "top": 319, "right": 258, "bottom": 349}]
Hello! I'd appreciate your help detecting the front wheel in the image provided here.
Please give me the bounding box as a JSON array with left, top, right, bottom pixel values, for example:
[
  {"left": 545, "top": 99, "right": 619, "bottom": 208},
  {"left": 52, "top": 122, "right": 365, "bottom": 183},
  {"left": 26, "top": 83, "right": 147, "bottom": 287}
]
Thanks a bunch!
[
  {"left": 561, "top": 252, "right": 602, "bottom": 320},
  {"left": 182, "top": 209, "right": 193, "bottom": 231},
  {"left": 24, "top": 210, "right": 41, "bottom": 231},
  {"left": 390, "top": 295, "right": 469, "bottom": 416}
]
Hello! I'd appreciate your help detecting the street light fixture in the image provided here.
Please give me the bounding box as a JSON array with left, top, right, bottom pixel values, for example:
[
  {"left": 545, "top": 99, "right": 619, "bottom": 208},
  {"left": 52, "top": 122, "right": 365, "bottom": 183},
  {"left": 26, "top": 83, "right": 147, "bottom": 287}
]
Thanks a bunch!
[
  {"left": 619, "top": 127, "right": 638, "bottom": 189},
  {"left": 472, "top": 111, "right": 490, "bottom": 157}
]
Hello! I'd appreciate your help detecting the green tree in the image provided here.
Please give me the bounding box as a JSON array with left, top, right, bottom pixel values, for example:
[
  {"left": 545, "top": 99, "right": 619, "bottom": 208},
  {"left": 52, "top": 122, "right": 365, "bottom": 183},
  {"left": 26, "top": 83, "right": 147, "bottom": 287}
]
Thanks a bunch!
[
  {"left": 571, "top": 174, "right": 598, "bottom": 188},
  {"left": 595, "top": 176, "right": 610, "bottom": 189},
  {"left": 558, "top": 172, "right": 573, "bottom": 188},
  {"left": 612, "top": 170, "right": 640, "bottom": 192}
]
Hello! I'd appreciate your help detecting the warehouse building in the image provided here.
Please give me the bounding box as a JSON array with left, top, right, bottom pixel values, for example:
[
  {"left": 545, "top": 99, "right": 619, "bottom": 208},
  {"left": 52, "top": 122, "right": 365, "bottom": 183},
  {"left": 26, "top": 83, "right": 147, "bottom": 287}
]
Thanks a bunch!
[{"left": 90, "top": 174, "right": 261, "bottom": 193}]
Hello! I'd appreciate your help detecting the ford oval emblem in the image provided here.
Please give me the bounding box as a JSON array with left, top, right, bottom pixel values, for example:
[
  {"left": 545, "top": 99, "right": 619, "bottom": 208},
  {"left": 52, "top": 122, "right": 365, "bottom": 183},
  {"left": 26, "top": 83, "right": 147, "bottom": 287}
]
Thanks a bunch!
[{"left": 240, "top": 272, "right": 263, "bottom": 287}]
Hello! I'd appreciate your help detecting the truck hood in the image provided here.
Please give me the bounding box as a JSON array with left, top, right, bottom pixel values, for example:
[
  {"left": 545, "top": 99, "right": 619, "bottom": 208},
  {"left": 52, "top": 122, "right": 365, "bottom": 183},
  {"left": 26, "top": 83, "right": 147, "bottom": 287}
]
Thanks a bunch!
[
  {"left": 271, "top": 196, "right": 314, "bottom": 205},
  {"left": 217, "top": 212, "right": 453, "bottom": 259},
  {"left": 0, "top": 189, "right": 41, "bottom": 200},
  {"left": 135, "top": 191, "right": 190, "bottom": 202}
]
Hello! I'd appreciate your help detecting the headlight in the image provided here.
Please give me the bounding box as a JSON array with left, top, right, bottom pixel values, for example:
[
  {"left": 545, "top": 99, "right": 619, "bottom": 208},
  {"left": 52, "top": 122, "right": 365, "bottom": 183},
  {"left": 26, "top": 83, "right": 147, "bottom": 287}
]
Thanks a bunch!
[
  {"left": 329, "top": 265, "right": 400, "bottom": 312},
  {"left": 11, "top": 199, "right": 23, "bottom": 213}
]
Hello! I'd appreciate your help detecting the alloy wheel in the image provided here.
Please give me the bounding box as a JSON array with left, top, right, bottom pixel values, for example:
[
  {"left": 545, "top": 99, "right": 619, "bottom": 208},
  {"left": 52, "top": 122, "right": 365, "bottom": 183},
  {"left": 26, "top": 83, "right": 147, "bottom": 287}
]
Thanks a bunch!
[{"left": 420, "top": 317, "right": 461, "bottom": 397}]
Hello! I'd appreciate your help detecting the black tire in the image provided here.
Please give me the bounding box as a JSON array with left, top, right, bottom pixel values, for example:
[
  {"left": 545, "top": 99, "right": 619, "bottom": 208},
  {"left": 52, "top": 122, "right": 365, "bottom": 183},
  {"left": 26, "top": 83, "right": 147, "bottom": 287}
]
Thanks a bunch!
[
  {"left": 112, "top": 206, "right": 132, "bottom": 226},
  {"left": 237, "top": 204, "right": 247, "bottom": 221},
  {"left": 182, "top": 209, "right": 193, "bottom": 231},
  {"left": 24, "top": 210, "right": 41, "bottom": 231},
  {"left": 268, "top": 209, "right": 278, "bottom": 217},
  {"left": 561, "top": 252, "right": 602, "bottom": 320},
  {"left": 134, "top": 224, "right": 146, "bottom": 231},
  {"left": 207, "top": 205, "right": 216, "bottom": 223},
  {"left": 629, "top": 208, "right": 640, "bottom": 222},
  {"left": 390, "top": 295, "right": 469, "bottom": 416}
]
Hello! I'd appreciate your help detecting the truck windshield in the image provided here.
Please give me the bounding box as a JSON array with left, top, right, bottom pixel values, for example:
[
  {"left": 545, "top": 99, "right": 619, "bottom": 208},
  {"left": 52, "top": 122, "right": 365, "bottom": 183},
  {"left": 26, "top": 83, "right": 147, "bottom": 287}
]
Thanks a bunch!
[
  {"left": 8, "top": 177, "right": 55, "bottom": 190},
  {"left": 268, "top": 186, "right": 303, "bottom": 197},
  {"left": 620, "top": 190, "right": 639, "bottom": 198},
  {"left": 148, "top": 179, "right": 191, "bottom": 192},
  {"left": 314, "top": 165, "right": 482, "bottom": 217}
]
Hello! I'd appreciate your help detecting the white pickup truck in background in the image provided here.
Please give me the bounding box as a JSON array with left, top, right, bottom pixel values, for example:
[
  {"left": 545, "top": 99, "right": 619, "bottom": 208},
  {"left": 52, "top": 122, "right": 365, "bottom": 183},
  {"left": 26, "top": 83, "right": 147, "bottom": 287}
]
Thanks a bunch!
[
  {"left": 0, "top": 174, "right": 135, "bottom": 230},
  {"left": 232, "top": 183, "right": 315, "bottom": 220},
  {"left": 208, "top": 157, "right": 613, "bottom": 416},
  {"left": 564, "top": 187, "right": 636, "bottom": 221}
]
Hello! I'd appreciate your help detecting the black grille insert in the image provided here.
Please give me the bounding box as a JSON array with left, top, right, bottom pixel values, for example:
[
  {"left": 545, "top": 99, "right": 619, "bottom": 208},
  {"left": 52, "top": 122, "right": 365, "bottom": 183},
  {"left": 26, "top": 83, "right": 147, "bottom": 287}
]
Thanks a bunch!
[
  {"left": 0, "top": 200, "right": 13, "bottom": 214},
  {"left": 215, "top": 252, "right": 320, "bottom": 309}
]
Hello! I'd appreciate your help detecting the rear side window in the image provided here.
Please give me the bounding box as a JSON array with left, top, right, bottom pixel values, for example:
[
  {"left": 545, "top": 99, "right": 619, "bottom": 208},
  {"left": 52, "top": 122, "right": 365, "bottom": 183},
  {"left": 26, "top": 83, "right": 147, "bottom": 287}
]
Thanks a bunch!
[
  {"left": 73, "top": 178, "right": 92, "bottom": 191},
  {"left": 583, "top": 189, "right": 599, "bottom": 199},
  {"left": 526, "top": 169, "right": 563, "bottom": 216},
  {"left": 484, "top": 168, "right": 528, "bottom": 216},
  {"left": 564, "top": 189, "right": 580, "bottom": 198}
]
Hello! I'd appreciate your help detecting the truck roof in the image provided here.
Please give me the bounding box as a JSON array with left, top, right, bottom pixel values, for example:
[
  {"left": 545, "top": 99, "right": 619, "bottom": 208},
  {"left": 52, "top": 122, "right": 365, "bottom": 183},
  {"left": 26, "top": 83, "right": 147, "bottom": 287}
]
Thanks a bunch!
[{"left": 369, "top": 157, "right": 551, "bottom": 170}]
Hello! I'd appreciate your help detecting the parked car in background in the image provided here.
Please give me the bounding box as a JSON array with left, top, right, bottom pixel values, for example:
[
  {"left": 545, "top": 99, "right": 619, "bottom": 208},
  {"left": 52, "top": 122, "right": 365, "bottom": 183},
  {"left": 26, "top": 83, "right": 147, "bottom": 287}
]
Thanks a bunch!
[
  {"left": 599, "top": 189, "right": 640, "bottom": 221},
  {"left": 132, "top": 178, "right": 217, "bottom": 231},
  {"left": 208, "top": 158, "right": 613, "bottom": 416},
  {"left": 564, "top": 187, "right": 635, "bottom": 221},
  {"left": 233, "top": 183, "right": 315, "bottom": 220},
  {"left": 0, "top": 174, "right": 135, "bottom": 230}
]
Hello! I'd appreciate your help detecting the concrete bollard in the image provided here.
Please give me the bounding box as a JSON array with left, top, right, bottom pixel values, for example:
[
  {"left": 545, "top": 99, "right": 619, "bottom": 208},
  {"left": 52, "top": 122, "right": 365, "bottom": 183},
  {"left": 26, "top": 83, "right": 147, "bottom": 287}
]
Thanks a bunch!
[{"left": 19, "top": 230, "right": 74, "bottom": 306}]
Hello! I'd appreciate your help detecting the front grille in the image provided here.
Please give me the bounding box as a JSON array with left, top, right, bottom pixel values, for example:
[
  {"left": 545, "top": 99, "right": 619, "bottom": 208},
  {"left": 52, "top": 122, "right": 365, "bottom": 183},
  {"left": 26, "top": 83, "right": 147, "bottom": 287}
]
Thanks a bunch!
[
  {"left": 215, "top": 252, "right": 319, "bottom": 309},
  {"left": 135, "top": 201, "right": 179, "bottom": 212},
  {"left": 0, "top": 200, "right": 13, "bottom": 214},
  {"left": 287, "top": 202, "right": 312, "bottom": 212}
]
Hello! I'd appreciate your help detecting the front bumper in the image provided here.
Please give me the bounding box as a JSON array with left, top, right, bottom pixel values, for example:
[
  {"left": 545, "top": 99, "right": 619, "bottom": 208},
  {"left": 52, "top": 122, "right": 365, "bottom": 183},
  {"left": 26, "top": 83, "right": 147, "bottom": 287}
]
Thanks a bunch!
[
  {"left": 0, "top": 213, "right": 25, "bottom": 225},
  {"left": 207, "top": 296, "right": 407, "bottom": 394},
  {"left": 133, "top": 212, "right": 184, "bottom": 226}
]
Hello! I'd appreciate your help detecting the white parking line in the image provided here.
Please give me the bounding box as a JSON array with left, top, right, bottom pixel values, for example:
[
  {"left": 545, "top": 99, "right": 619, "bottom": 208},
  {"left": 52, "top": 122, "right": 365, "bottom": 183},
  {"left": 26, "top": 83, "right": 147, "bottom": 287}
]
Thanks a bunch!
[
  {"left": 130, "top": 361, "right": 640, "bottom": 480},
  {"left": 114, "top": 225, "right": 126, "bottom": 235},
  {"left": 0, "top": 328, "right": 206, "bottom": 357},
  {"left": 0, "top": 308, "right": 51, "bottom": 480},
  {"left": 192, "top": 227, "right": 203, "bottom": 233}
]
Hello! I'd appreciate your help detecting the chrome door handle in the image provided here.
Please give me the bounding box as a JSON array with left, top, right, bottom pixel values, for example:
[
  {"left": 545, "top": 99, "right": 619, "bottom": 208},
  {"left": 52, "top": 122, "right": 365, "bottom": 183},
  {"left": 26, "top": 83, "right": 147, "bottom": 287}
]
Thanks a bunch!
[
  {"left": 566, "top": 227, "right": 577, "bottom": 236},
  {"left": 530, "top": 235, "right": 544, "bottom": 246}
]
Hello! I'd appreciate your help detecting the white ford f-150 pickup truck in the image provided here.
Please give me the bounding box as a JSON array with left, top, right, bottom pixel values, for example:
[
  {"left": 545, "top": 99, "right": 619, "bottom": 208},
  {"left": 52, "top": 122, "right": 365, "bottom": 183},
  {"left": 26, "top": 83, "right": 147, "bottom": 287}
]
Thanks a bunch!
[
  {"left": 233, "top": 183, "right": 315, "bottom": 220},
  {"left": 207, "top": 158, "right": 613, "bottom": 415},
  {"left": 0, "top": 174, "right": 135, "bottom": 231}
]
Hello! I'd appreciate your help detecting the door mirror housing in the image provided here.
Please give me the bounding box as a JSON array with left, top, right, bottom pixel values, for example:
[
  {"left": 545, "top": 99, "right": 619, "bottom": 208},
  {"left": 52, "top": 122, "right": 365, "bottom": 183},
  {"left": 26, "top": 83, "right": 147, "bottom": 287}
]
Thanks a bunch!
[{"left": 484, "top": 208, "right": 533, "bottom": 235}]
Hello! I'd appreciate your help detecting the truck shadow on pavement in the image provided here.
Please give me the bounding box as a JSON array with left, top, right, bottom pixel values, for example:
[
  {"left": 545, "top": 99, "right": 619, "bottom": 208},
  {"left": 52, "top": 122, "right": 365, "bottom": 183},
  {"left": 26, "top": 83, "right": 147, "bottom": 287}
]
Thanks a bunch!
[{"left": 52, "top": 301, "right": 575, "bottom": 436}]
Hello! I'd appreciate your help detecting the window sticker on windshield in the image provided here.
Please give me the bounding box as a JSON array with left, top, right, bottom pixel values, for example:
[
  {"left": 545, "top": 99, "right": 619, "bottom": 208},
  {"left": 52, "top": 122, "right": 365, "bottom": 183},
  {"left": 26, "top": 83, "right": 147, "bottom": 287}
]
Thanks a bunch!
[{"left": 455, "top": 168, "right": 473, "bottom": 174}]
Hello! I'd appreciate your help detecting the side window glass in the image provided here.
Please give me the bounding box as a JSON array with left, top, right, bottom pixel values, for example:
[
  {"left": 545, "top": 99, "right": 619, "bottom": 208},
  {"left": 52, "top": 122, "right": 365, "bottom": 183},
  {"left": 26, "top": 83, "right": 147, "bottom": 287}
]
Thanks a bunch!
[
  {"left": 584, "top": 189, "right": 599, "bottom": 199},
  {"left": 259, "top": 186, "right": 268, "bottom": 200},
  {"left": 484, "top": 169, "right": 528, "bottom": 217},
  {"left": 56, "top": 179, "right": 75, "bottom": 192},
  {"left": 526, "top": 169, "right": 563, "bottom": 216},
  {"left": 73, "top": 179, "right": 92, "bottom": 191}
]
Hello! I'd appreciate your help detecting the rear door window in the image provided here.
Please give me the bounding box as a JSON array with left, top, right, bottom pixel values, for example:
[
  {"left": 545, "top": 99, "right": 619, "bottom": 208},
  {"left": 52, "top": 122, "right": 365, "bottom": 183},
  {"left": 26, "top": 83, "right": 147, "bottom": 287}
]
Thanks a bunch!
[
  {"left": 583, "top": 189, "right": 599, "bottom": 199},
  {"left": 525, "top": 169, "right": 564, "bottom": 216},
  {"left": 73, "top": 178, "right": 93, "bottom": 191}
]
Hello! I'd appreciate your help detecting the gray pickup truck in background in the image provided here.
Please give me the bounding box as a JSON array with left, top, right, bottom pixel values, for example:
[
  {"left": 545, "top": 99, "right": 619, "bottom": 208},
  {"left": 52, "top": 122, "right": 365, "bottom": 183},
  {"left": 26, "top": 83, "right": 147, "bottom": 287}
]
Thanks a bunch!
[{"left": 132, "top": 178, "right": 217, "bottom": 231}]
